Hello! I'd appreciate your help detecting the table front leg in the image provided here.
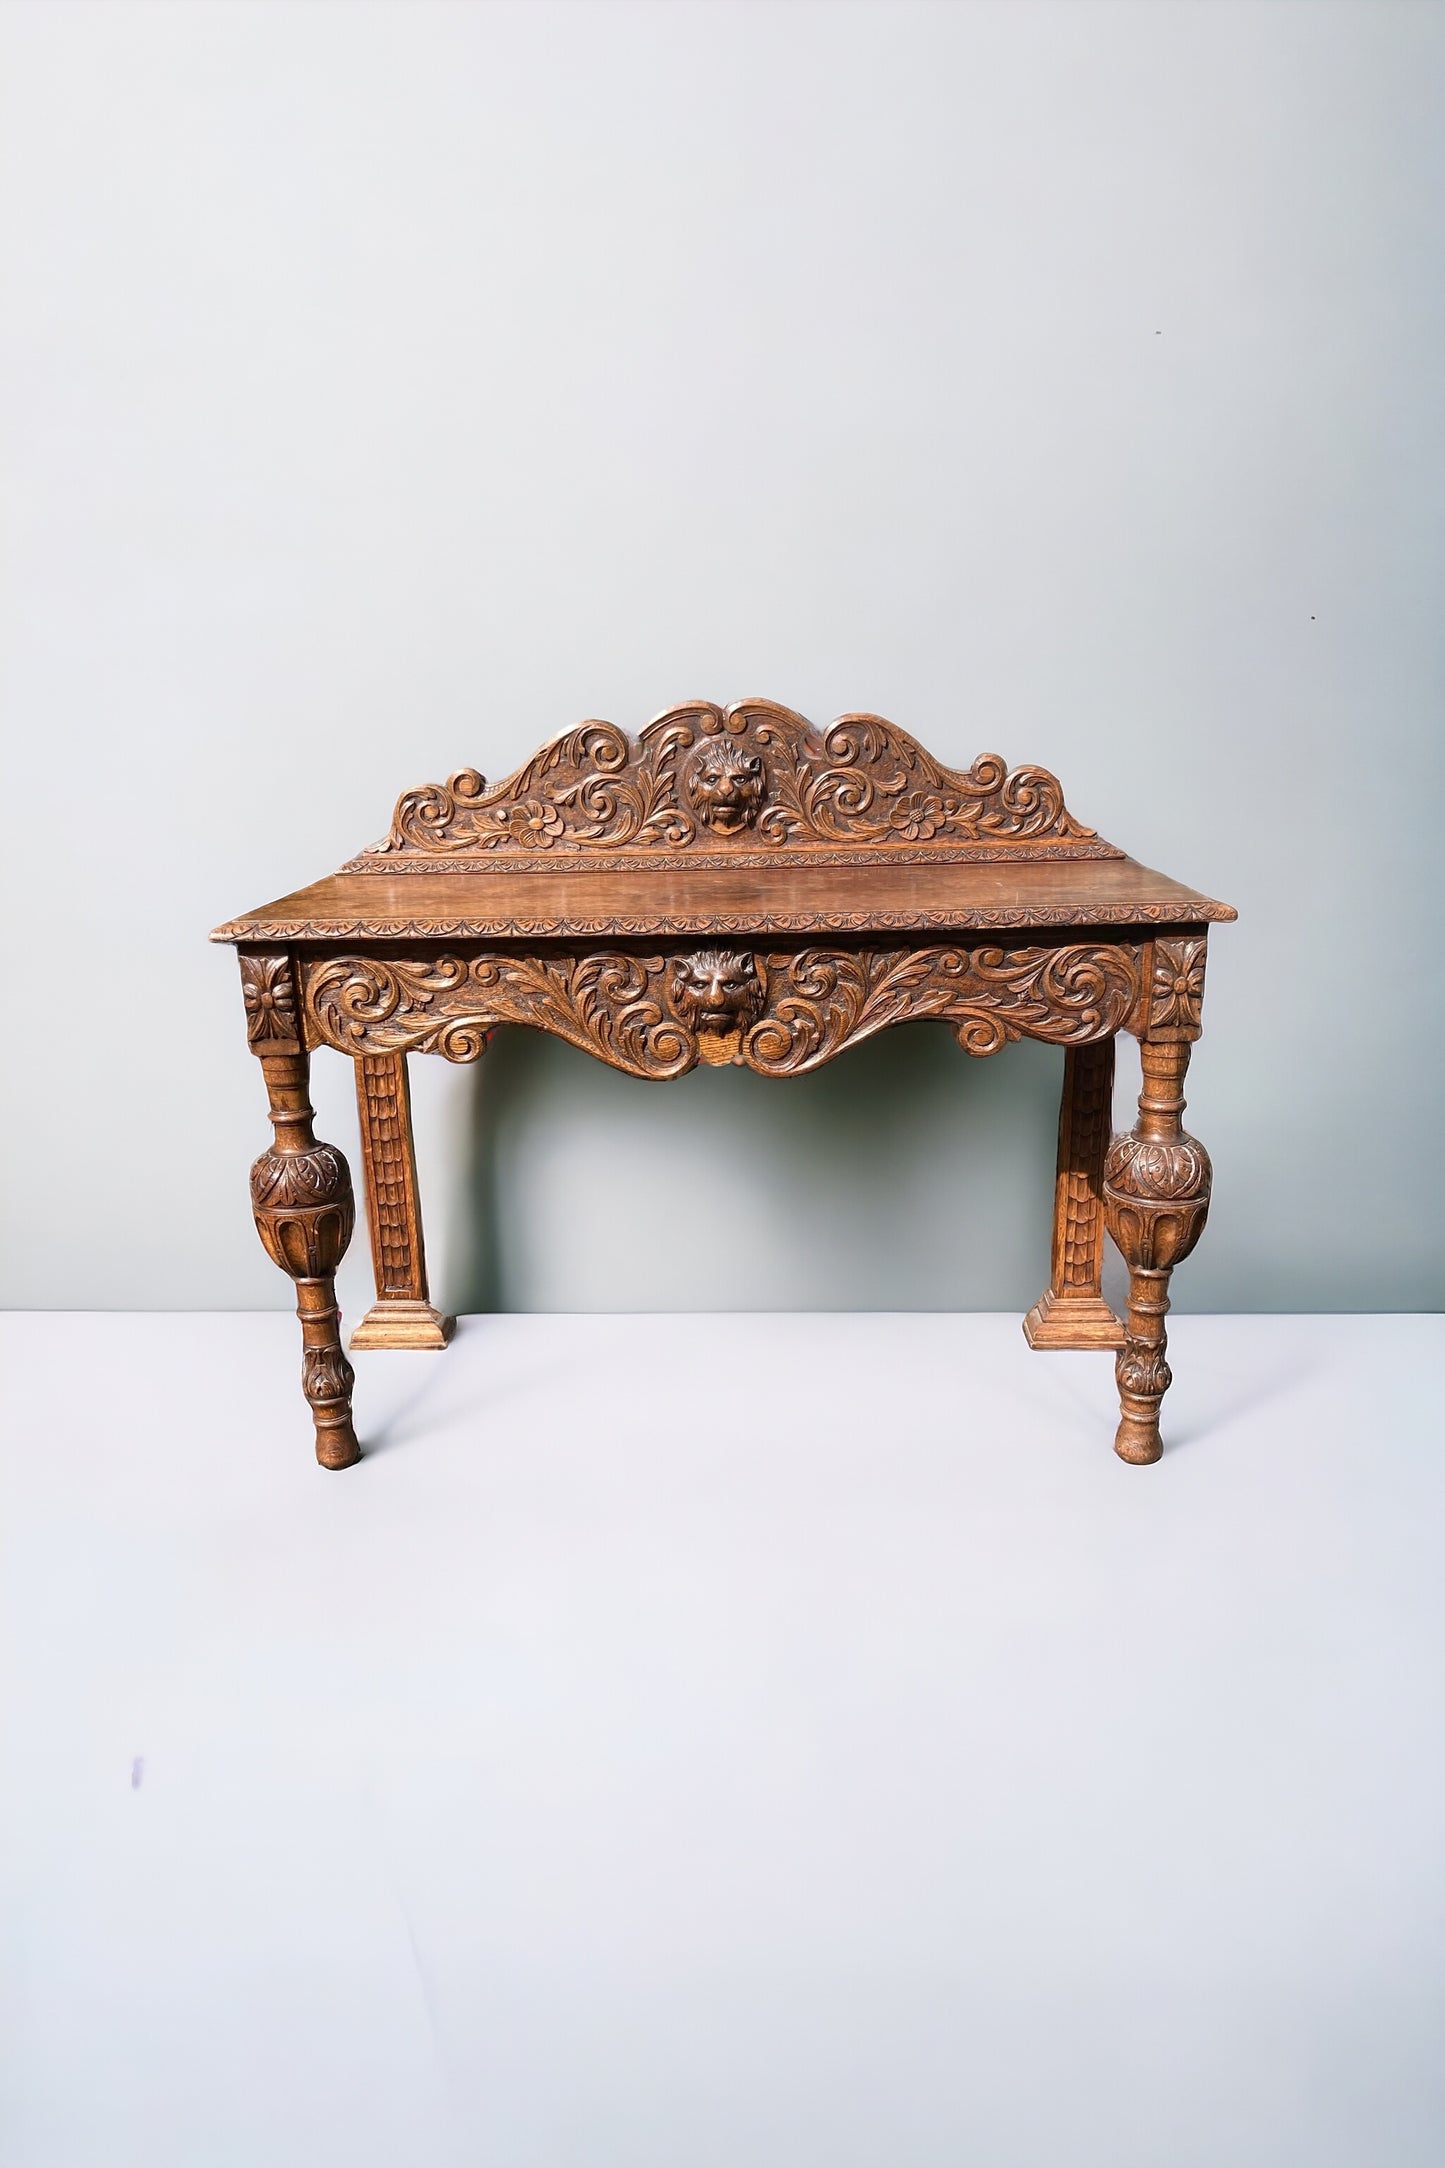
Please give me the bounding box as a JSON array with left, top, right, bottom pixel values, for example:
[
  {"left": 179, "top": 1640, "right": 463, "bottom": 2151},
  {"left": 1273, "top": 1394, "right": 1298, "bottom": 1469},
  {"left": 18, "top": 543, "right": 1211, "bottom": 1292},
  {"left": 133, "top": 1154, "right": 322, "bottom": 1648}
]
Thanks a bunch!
[
  {"left": 1102, "top": 1039, "right": 1212, "bottom": 1464},
  {"left": 349, "top": 1052, "right": 455, "bottom": 1351},
  {"left": 1023, "top": 1039, "right": 1125, "bottom": 1350},
  {"left": 240, "top": 952, "right": 360, "bottom": 1469}
]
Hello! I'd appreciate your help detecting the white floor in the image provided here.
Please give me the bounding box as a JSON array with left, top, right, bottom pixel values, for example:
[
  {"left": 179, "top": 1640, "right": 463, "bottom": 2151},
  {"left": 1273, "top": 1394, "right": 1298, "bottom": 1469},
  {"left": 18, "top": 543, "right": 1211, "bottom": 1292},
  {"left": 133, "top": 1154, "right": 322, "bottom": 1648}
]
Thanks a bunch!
[{"left": 2, "top": 1313, "right": 1443, "bottom": 2168}]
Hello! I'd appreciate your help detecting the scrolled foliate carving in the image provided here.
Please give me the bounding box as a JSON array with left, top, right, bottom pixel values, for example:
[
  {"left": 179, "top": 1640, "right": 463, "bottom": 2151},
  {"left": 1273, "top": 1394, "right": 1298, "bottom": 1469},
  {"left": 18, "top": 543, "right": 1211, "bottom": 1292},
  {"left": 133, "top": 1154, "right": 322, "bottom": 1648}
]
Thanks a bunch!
[
  {"left": 360, "top": 701, "right": 1113, "bottom": 866},
  {"left": 747, "top": 944, "right": 1141, "bottom": 1071},
  {"left": 302, "top": 940, "right": 1141, "bottom": 1081}
]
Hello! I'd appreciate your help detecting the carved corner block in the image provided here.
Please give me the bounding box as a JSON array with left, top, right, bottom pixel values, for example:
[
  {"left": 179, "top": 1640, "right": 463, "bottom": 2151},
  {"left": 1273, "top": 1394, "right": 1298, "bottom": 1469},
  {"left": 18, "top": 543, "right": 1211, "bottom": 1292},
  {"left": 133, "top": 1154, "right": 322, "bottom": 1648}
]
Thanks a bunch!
[
  {"left": 1146, "top": 935, "right": 1207, "bottom": 1041},
  {"left": 240, "top": 950, "right": 302, "bottom": 1057}
]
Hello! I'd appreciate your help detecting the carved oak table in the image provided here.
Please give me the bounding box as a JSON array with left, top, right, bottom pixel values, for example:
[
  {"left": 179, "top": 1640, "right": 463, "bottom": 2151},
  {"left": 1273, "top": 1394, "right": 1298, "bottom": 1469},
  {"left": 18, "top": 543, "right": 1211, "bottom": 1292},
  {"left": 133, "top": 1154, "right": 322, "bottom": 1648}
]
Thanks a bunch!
[{"left": 213, "top": 700, "right": 1234, "bottom": 1470}]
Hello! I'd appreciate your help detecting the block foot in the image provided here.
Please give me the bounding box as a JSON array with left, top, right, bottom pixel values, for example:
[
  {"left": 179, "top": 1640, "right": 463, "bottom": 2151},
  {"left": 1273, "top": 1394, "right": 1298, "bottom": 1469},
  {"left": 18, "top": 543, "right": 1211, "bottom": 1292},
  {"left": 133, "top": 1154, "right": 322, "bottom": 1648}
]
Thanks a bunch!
[
  {"left": 1022, "top": 1290, "right": 1125, "bottom": 1350},
  {"left": 349, "top": 1300, "right": 456, "bottom": 1352}
]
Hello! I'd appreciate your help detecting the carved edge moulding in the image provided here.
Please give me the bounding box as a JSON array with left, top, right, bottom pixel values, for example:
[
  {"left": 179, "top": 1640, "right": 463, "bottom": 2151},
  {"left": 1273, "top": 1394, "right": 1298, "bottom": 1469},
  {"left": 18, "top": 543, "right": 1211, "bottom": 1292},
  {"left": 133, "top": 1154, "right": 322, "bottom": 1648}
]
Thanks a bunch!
[{"left": 342, "top": 699, "right": 1122, "bottom": 870}]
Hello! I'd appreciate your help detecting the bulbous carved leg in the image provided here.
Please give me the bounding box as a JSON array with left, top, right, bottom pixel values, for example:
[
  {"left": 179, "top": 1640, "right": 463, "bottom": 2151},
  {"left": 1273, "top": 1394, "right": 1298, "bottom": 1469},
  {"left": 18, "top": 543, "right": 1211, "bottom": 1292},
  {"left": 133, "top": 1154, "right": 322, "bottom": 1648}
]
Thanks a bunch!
[
  {"left": 251, "top": 1050, "right": 360, "bottom": 1470},
  {"left": 1102, "top": 1041, "right": 1211, "bottom": 1465}
]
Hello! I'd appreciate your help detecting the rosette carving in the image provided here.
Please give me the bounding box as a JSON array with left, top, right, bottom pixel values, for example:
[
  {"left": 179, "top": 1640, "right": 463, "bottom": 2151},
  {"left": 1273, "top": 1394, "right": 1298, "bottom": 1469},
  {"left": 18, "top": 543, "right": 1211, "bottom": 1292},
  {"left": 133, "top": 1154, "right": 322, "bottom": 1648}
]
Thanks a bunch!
[
  {"left": 359, "top": 701, "right": 1113, "bottom": 865},
  {"left": 240, "top": 952, "right": 300, "bottom": 1052},
  {"left": 1149, "top": 935, "right": 1208, "bottom": 1037},
  {"left": 302, "top": 941, "right": 1141, "bottom": 1080}
]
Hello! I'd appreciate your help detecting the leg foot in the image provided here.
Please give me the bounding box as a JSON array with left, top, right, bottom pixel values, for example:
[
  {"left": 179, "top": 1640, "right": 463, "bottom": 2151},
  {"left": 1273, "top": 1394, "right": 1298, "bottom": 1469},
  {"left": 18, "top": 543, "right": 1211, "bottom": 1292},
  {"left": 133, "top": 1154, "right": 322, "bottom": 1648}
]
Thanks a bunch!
[{"left": 349, "top": 1299, "right": 456, "bottom": 1351}]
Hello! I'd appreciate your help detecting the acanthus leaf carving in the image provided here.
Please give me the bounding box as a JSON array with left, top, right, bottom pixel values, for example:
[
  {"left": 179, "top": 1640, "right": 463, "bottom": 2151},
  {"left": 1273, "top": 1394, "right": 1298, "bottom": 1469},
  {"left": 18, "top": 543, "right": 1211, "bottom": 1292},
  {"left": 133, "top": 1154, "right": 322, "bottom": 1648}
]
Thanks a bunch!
[{"left": 302, "top": 941, "right": 1143, "bottom": 1081}]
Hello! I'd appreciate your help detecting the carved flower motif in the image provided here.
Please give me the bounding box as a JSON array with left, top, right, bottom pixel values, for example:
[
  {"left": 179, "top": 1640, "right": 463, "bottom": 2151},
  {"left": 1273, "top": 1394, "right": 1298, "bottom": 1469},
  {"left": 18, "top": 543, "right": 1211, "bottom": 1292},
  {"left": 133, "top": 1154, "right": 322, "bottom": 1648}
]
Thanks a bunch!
[
  {"left": 510, "top": 799, "right": 565, "bottom": 849},
  {"left": 241, "top": 954, "right": 298, "bottom": 1045},
  {"left": 1150, "top": 938, "right": 1206, "bottom": 1029},
  {"left": 887, "top": 792, "right": 947, "bottom": 842}
]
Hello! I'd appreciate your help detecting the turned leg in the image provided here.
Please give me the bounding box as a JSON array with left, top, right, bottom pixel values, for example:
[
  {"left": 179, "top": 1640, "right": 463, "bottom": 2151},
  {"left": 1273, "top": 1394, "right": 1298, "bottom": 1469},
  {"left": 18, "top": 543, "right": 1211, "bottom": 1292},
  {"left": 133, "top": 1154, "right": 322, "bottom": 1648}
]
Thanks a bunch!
[
  {"left": 1102, "top": 1039, "right": 1212, "bottom": 1464},
  {"left": 349, "top": 1052, "right": 455, "bottom": 1351},
  {"left": 240, "top": 951, "right": 360, "bottom": 1469},
  {"left": 1023, "top": 1039, "right": 1125, "bottom": 1349}
]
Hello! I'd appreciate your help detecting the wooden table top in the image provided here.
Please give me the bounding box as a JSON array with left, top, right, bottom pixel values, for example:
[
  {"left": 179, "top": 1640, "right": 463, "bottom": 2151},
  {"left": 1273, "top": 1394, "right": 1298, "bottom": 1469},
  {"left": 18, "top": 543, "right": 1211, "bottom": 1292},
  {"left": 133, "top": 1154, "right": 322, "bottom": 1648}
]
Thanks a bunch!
[
  {"left": 212, "top": 703, "right": 1236, "bottom": 945},
  {"left": 213, "top": 853, "right": 1234, "bottom": 945}
]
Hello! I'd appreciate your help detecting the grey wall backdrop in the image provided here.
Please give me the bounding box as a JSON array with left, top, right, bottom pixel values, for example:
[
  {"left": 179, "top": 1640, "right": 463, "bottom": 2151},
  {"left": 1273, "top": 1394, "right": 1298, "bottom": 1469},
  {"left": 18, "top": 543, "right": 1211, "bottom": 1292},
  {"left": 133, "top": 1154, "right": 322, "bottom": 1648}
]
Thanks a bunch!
[{"left": 2, "top": 0, "right": 1442, "bottom": 1317}]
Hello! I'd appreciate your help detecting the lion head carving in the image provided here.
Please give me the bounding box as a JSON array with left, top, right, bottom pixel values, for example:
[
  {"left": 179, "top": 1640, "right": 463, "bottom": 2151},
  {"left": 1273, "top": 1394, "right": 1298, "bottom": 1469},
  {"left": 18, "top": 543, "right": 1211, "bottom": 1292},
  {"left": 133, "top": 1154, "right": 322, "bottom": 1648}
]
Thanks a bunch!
[
  {"left": 669, "top": 949, "right": 765, "bottom": 1042},
  {"left": 682, "top": 737, "right": 766, "bottom": 835}
]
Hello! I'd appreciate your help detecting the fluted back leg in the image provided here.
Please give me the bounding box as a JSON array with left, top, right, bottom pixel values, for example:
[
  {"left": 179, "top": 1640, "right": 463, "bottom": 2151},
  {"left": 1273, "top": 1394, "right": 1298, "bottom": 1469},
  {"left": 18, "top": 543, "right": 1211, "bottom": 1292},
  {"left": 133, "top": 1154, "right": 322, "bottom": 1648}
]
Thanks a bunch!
[
  {"left": 1102, "top": 1040, "right": 1212, "bottom": 1465},
  {"left": 1023, "top": 1038, "right": 1126, "bottom": 1349}
]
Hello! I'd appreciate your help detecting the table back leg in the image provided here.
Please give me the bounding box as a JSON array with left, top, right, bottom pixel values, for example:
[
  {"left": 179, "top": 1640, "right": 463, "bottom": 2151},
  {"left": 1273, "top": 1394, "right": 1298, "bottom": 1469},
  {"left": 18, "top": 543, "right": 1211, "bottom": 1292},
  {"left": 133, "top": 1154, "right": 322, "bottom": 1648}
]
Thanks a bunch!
[
  {"left": 1023, "top": 1039, "right": 1126, "bottom": 1349},
  {"left": 1102, "top": 1039, "right": 1212, "bottom": 1464},
  {"left": 250, "top": 1050, "right": 361, "bottom": 1470},
  {"left": 348, "top": 1052, "right": 455, "bottom": 1351}
]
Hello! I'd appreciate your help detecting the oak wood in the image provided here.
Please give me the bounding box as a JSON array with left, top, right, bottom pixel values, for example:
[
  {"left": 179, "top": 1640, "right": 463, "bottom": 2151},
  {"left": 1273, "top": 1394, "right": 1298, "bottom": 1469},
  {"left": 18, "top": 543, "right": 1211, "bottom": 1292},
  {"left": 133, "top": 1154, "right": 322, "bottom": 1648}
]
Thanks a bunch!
[{"left": 217, "top": 701, "right": 1232, "bottom": 1467}]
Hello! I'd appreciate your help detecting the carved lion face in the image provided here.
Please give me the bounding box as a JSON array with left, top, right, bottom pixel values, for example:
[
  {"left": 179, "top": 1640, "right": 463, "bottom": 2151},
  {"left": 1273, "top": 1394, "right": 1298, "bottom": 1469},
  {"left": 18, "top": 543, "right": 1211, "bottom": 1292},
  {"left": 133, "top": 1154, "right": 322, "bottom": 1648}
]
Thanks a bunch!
[
  {"left": 683, "top": 738, "right": 766, "bottom": 834},
  {"left": 669, "top": 949, "right": 765, "bottom": 1037}
]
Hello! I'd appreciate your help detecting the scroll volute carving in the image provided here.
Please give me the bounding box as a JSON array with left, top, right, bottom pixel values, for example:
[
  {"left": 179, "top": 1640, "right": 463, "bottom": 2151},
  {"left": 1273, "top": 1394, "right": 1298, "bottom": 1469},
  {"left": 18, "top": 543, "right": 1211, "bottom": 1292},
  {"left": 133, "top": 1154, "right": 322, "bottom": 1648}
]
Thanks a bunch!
[
  {"left": 352, "top": 701, "right": 1119, "bottom": 867},
  {"left": 302, "top": 939, "right": 1143, "bottom": 1081}
]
